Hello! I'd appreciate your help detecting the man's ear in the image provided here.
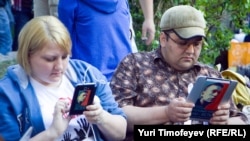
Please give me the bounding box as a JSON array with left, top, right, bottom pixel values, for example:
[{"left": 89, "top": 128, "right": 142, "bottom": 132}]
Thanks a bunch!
[{"left": 160, "top": 32, "right": 167, "bottom": 47}]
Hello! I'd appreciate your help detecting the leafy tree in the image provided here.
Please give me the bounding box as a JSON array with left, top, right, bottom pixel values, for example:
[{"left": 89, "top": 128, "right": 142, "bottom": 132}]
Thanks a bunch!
[{"left": 130, "top": 0, "right": 250, "bottom": 66}]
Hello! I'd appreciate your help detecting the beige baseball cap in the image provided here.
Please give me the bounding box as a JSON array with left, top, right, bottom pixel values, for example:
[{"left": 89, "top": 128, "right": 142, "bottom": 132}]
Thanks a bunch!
[{"left": 160, "top": 5, "right": 206, "bottom": 39}]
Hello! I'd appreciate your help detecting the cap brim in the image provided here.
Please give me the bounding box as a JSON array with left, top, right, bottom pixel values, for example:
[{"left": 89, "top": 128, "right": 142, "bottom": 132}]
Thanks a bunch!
[{"left": 174, "top": 27, "right": 205, "bottom": 39}]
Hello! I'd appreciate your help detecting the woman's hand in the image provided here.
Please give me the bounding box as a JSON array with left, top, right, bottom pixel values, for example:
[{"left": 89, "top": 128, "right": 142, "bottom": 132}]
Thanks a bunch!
[
  {"left": 83, "top": 96, "right": 105, "bottom": 125},
  {"left": 49, "top": 99, "right": 71, "bottom": 137}
]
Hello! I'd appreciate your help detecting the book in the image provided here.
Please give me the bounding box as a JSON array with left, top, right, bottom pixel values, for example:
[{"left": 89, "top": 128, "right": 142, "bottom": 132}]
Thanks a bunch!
[
  {"left": 69, "top": 83, "right": 96, "bottom": 115},
  {"left": 187, "top": 76, "right": 238, "bottom": 121}
]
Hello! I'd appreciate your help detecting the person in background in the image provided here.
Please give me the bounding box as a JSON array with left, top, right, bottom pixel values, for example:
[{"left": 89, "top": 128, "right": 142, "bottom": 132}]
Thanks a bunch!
[
  {"left": 130, "top": 0, "right": 155, "bottom": 52},
  {"left": 229, "top": 65, "right": 250, "bottom": 81},
  {"left": 110, "top": 5, "right": 248, "bottom": 141},
  {"left": 11, "top": 0, "right": 33, "bottom": 51},
  {"left": 0, "top": 16, "right": 126, "bottom": 141},
  {"left": 5, "top": 0, "right": 14, "bottom": 26},
  {"left": 33, "top": 0, "right": 155, "bottom": 53},
  {"left": 58, "top": 0, "right": 155, "bottom": 81},
  {"left": 214, "top": 29, "right": 250, "bottom": 72},
  {"left": 138, "top": 0, "right": 155, "bottom": 45},
  {"left": 0, "top": 0, "right": 13, "bottom": 56},
  {"left": 33, "top": 0, "right": 58, "bottom": 17}
]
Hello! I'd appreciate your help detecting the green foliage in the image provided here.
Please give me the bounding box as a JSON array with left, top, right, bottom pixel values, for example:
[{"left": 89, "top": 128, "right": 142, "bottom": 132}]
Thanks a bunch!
[
  {"left": 129, "top": 0, "right": 250, "bottom": 66},
  {"left": 0, "top": 59, "right": 16, "bottom": 78}
]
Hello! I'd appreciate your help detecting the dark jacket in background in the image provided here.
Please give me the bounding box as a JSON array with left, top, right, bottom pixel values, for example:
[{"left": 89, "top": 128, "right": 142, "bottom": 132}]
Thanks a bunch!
[{"left": 0, "top": 0, "right": 6, "bottom": 7}]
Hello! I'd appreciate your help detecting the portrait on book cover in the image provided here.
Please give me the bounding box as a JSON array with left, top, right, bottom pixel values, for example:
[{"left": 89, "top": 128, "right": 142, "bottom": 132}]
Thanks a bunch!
[
  {"left": 77, "top": 89, "right": 92, "bottom": 107},
  {"left": 188, "top": 76, "right": 237, "bottom": 121},
  {"left": 191, "top": 82, "right": 229, "bottom": 121},
  {"left": 196, "top": 82, "right": 226, "bottom": 110}
]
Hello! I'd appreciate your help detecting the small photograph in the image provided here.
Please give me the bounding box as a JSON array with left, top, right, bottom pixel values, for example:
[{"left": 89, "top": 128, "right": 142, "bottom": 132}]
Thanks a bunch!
[
  {"left": 72, "top": 89, "right": 89, "bottom": 112},
  {"left": 69, "top": 83, "right": 96, "bottom": 115},
  {"left": 77, "top": 89, "right": 91, "bottom": 107}
]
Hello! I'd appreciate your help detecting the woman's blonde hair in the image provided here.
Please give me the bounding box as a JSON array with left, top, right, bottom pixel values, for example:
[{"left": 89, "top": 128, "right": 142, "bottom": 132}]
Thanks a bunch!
[{"left": 17, "top": 16, "right": 72, "bottom": 75}]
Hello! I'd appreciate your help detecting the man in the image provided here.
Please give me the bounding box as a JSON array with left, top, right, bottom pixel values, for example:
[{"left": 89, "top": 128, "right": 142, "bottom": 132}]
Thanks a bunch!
[
  {"left": 110, "top": 5, "right": 248, "bottom": 140},
  {"left": 58, "top": 0, "right": 155, "bottom": 81}
]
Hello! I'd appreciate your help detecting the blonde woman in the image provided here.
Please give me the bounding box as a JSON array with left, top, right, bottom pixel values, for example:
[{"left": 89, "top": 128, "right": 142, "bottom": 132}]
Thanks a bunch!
[{"left": 0, "top": 16, "right": 126, "bottom": 141}]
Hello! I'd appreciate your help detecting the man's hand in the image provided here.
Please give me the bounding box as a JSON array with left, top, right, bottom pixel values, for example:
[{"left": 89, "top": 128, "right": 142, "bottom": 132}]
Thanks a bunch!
[
  {"left": 166, "top": 97, "right": 194, "bottom": 123},
  {"left": 210, "top": 102, "right": 230, "bottom": 125}
]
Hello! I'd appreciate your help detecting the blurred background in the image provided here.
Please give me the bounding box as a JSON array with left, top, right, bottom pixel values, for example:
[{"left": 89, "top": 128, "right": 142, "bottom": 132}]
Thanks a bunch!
[{"left": 1, "top": 0, "right": 250, "bottom": 77}]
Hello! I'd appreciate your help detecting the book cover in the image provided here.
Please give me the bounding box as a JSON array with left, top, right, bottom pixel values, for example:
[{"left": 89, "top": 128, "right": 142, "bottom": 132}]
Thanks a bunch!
[
  {"left": 187, "top": 76, "right": 238, "bottom": 121},
  {"left": 69, "top": 83, "right": 96, "bottom": 115}
]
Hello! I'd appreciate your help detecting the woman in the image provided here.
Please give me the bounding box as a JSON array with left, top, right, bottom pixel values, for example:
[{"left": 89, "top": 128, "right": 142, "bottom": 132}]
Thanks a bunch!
[{"left": 0, "top": 16, "right": 126, "bottom": 141}]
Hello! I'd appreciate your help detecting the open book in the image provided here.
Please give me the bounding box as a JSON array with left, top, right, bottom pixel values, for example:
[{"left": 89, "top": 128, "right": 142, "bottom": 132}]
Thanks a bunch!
[{"left": 187, "top": 76, "right": 238, "bottom": 121}]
